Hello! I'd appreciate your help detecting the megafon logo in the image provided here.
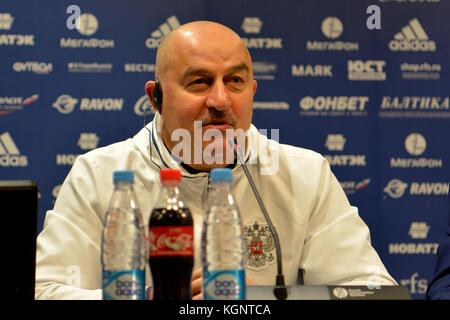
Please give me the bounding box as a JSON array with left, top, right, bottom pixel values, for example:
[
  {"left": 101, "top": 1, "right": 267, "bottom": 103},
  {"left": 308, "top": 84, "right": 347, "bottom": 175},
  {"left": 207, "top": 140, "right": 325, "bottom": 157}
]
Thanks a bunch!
[
  {"left": 0, "top": 132, "right": 28, "bottom": 167},
  {"left": 390, "top": 133, "right": 443, "bottom": 168},
  {"left": 405, "top": 133, "right": 426, "bottom": 156},
  {"left": 389, "top": 18, "right": 436, "bottom": 52},
  {"left": 76, "top": 13, "right": 98, "bottom": 36},
  {"left": 307, "top": 17, "right": 358, "bottom": 51},
  {"left": 61, "top": 12, "right": 114, "bottom": 48},
  {"left": 145, "top": 16, "right": 180, "bottom": 49}
]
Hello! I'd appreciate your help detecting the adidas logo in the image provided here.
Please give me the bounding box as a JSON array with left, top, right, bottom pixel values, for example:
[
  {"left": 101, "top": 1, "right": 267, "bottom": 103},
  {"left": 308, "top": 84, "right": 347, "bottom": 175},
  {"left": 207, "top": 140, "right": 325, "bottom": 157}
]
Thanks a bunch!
[
  {"left": 389, "top": 18, "right": 436, "bottom": 52},
  {"left": 0, "top": 132, "right": 28, "bottom": 167},
  {"left": 146, "top": 15, "right": 180, "bottom": 48}
]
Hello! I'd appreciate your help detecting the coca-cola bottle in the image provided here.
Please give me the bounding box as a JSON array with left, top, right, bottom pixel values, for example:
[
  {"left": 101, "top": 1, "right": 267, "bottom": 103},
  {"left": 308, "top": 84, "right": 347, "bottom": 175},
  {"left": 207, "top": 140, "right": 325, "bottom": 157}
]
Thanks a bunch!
[{"left": 149, "top": 168, "right": 194, "bottom": 300}]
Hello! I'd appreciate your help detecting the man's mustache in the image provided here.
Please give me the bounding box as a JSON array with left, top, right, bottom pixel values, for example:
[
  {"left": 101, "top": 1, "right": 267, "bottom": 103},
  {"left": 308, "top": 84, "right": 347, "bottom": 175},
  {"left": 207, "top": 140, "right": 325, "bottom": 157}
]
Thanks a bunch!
[{"left": 196, "top": 109, "right": 237, "bottom": 127}]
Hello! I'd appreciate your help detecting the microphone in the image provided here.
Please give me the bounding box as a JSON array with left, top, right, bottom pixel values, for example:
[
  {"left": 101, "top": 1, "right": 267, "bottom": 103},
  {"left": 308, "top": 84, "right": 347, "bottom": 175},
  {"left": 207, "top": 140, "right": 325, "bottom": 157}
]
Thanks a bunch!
[{"left": 229, "top": 138, "right": 288, "bottom": 300}]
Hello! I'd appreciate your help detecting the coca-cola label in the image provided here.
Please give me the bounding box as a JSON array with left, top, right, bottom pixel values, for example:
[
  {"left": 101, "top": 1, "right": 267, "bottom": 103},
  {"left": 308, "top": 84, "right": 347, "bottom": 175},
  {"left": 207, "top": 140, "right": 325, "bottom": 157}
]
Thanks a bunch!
[{"left": 149, "top": 226, "right": 193, "bottom": 257}]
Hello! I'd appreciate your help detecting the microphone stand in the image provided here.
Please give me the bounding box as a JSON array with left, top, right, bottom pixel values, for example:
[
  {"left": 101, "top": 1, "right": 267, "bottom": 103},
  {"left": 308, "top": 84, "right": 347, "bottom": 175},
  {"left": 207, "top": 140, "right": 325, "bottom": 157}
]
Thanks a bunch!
[{"left": 231, "top": 139, "right": 288, "bottom": 300}]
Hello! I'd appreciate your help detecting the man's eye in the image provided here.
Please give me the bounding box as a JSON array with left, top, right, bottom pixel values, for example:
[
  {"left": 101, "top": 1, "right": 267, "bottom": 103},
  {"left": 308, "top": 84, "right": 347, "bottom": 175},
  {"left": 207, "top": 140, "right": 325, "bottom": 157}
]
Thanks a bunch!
[
  {"left": 226, "top": 76, "right": 245, "bottom": 90},
  {"left": 189, "top": 78, "right": 210, "bottom": 86}
]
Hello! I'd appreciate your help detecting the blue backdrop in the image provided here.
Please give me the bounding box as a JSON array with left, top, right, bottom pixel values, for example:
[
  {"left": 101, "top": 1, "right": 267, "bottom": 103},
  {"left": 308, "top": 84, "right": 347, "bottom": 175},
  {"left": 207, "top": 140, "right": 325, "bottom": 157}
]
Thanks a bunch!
[{"left": 0, "top": 0, "right": 449, "bottom": 299}]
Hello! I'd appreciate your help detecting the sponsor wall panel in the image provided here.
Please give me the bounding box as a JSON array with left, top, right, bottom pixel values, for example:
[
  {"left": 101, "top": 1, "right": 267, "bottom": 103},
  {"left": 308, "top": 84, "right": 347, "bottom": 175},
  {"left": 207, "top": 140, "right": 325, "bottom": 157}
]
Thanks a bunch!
[{"left": 0, "top": 0, "right": 449, "bottom": 299}]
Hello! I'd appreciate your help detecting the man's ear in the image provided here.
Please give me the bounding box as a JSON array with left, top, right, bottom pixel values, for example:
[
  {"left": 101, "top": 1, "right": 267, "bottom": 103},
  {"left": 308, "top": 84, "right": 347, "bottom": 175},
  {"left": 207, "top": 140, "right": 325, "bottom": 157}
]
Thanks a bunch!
[{"left": 145, "top": 80, "right": 160, "bottom": 113}]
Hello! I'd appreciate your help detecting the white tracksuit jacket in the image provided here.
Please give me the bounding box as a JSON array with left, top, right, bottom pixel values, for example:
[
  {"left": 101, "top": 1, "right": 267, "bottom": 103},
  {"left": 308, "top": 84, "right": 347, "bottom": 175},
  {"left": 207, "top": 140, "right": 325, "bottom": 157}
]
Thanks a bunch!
[{"left": 35, "top": 113, "right": 397, "bottom": 299}]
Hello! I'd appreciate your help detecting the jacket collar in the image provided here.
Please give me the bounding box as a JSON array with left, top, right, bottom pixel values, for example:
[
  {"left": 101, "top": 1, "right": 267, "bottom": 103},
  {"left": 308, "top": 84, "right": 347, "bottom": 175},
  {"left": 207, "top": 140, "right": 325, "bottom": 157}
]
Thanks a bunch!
[{"left": 144, "top": 112, "right": 257, "bottom": 178}]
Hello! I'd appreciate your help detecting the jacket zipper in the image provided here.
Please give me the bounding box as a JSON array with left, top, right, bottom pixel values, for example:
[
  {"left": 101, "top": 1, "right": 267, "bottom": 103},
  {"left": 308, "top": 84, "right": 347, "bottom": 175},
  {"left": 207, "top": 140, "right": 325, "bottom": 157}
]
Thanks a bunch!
[{"left": 202, "top": 173, "right": 211, "bottom": 213}]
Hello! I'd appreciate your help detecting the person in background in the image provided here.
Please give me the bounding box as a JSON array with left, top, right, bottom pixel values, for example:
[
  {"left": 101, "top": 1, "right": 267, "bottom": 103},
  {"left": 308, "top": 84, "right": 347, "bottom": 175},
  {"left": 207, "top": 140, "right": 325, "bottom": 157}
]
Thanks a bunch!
[{"left": 426, "top": 193, "right": 450, "bottom": 299}]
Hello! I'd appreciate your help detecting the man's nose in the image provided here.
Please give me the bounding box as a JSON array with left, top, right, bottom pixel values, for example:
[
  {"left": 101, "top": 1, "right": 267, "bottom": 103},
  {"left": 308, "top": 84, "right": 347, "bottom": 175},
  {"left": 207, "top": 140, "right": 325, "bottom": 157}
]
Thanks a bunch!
[{"left": 205, "top": 80, "right": 231, "bottom": 111}]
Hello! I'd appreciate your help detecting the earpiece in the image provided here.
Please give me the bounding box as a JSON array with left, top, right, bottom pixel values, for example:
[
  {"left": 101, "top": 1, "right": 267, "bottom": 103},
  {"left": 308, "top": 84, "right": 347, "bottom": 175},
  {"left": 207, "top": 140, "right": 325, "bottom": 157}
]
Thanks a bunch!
[{"left": 152, "top": 79, "right": 163, "bottom": 112}]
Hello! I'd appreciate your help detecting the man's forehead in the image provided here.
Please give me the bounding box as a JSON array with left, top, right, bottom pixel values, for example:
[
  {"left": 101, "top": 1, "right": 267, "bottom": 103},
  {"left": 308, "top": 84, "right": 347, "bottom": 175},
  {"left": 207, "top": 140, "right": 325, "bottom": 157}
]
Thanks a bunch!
[
  {"left": 156, "top": 21, "right": 252, "bottom": 80},
  {"left": 180, "top": 63, "right": 250, "bottom": 81}
]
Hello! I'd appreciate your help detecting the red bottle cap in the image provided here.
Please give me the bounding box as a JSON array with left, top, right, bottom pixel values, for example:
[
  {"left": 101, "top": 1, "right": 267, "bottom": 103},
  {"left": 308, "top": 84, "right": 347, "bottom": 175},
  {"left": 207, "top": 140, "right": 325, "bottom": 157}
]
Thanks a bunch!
[{"left": 160, "top": 168, "right": 181, "bottom": 182}]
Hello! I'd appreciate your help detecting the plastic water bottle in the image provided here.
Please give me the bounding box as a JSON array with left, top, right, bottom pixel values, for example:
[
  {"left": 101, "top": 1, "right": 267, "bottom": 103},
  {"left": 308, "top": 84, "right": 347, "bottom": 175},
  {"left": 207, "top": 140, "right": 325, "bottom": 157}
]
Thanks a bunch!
[
  {"left": 201, "top": 168, "right": 246, "bottom": 300},
  {"left": 101, "top": 170, "right": 146, "bottom": 300}
]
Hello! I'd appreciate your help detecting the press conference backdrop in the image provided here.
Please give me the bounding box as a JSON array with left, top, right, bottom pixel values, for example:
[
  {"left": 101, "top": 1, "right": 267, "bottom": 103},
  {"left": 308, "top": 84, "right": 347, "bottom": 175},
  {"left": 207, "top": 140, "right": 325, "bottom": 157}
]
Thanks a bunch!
[{"left": 0, "top": 0, "right": 448, "bottom": 299}]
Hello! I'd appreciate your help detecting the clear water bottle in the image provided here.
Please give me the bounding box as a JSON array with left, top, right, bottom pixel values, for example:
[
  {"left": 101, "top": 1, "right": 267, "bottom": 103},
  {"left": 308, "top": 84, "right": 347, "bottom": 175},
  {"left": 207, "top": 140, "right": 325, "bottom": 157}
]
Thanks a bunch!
[
  {"left": 201, "top": 168, "right": 246, "bottom": 300},
  {"left": 101, "top": 170, "right": 146, "bottom": 300}
]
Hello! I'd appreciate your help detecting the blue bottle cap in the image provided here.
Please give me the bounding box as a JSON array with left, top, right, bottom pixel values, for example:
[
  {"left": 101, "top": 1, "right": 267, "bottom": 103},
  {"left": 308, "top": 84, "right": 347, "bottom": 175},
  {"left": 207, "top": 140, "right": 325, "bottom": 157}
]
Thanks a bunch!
[
  {"left": 210, "top": 168, "right": 232, "bottom": 182},
  {"left": 113, "top": 170, "right": 134, "bottom": 182}
]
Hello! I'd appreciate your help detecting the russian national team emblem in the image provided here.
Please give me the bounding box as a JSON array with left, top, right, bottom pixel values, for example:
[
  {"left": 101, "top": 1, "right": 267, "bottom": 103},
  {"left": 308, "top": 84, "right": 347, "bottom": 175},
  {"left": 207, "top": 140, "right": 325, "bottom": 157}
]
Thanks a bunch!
[{"left": 244, "top": 220, "right": 276, "bottom": 271}]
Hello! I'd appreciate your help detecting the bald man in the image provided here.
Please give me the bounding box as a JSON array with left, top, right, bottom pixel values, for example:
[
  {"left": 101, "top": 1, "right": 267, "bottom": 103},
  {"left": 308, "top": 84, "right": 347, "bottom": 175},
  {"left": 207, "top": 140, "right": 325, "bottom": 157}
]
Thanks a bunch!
[
  {"left": 145, "top": 21, "right": 256, "bottom": 171},
  {"left": 35, "top": 21, "right": 397, "bottom": 300}
]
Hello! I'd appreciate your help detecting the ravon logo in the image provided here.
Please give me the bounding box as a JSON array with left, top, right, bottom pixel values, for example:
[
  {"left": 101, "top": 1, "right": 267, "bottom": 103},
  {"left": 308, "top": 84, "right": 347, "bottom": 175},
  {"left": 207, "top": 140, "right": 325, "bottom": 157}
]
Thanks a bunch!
[
  {"left": 53, "top": 95, "right": 78, "bottom": 114},
  {"left": 384, "top": 179, "right": 409, "bottom": 198},
  {"left": 384, "top": 179, "right": 449, "bottom": 198},
  {"left": 53, "top": 94, "right": 123, "bottom": 114}
]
